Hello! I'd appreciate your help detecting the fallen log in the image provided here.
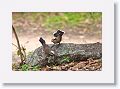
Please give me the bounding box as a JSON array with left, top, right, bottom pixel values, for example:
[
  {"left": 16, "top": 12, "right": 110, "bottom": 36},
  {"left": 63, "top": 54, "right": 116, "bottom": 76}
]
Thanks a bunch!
[{"left": 26, "top": 42, "right": 102, "bottom": 67}]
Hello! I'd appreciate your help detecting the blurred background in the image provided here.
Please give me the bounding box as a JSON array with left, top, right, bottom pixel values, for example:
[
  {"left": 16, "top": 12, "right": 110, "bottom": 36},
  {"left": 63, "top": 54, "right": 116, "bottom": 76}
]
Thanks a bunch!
[{"left": 12, "top": 12, "right": 102, "bottom": 59}]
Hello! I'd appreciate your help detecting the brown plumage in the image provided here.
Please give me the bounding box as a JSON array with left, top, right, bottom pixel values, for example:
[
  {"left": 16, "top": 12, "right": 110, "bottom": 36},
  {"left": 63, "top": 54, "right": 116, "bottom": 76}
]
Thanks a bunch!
[
  {"left": 51, "top": 30, "right": 65, "bottom": 45},
  {"left": 51, "top": 35, "right": 62, "bottom": 45},
  {"left": 39, "top": 37, "right": 54, "bottom": 57}
]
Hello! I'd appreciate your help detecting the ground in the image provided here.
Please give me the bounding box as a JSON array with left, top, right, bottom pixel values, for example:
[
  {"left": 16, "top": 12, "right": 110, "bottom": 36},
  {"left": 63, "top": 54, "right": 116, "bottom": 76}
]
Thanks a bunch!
[{"left": 12, "top": 58, "right": 102, "bottom": 71}]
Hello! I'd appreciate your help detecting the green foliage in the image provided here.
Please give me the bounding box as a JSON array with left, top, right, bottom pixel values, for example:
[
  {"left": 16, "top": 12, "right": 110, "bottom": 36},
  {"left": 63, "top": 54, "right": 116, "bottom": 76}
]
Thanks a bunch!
[
  {"left": 31, "top": 65, "right": 40, "bottom": 71},
  {"left": 43, "top": 12, "right": 102, "bottom": 29},
  {"left": 17, "top": 50, "right": 21, "bottom": 56},
  {"left": 21, "top": 64, "right": 29, "bottom": 71},
  {"left": 13, "top": 12, "right": 102, "bottom": 30},
  {"left": 61, "top": 56, "right": 72, "bottom": 63},
  {"left": 16, "top": 45, "right": 26, "bottom": 64},
  {"left": 21, "top": 64, "right": 40, "bottom": 71}
]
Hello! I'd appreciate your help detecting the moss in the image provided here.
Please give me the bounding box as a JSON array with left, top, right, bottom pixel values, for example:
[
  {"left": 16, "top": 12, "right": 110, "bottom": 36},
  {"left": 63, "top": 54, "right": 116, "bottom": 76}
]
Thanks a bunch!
[{"left": 60, "top": 56, "right": 73, "bottom": 64}]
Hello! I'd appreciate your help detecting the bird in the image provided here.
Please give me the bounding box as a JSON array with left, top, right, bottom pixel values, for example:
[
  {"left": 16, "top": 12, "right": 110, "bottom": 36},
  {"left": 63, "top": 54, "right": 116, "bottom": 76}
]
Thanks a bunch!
[
  {"left": 51, "top": 30, "right": 65, "bottom": 45},
  {"left": 39, "top": 37, "right": 55, "bottom": 58},
  {"left": 53, "top": 30, "right": 65, "bottom": 37}
]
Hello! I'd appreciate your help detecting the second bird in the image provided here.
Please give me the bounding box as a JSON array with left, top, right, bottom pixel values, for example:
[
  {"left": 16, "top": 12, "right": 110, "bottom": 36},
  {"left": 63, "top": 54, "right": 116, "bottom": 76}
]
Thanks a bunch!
[
  {"left": 39, "top": 37, "right": 55, "bottom": 59},
  {"left": 51, "top": 30, "right": 65, "bottom": 45}
]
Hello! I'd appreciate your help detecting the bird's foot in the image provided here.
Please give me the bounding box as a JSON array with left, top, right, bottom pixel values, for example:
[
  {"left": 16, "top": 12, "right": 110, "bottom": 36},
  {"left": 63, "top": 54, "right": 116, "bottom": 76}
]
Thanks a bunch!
[{"left": 56, "top": 43, "right": 61, "bottom": 48}]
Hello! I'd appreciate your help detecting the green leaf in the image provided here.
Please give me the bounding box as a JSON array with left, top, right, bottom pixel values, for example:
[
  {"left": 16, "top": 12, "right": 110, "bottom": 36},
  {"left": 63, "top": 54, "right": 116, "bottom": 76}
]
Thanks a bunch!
[{"left": 17, "top": 50, "right": 21, "bottom": 56}]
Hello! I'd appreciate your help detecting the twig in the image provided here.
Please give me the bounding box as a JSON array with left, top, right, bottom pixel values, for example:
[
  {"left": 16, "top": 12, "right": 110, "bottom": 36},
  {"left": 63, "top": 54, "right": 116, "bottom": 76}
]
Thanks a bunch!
[
  {"left": 12, "top": 43, "right": 18, "bottom": 48},
  {"left": 12, "top": 25, "right": 24, "bottom": 64}
]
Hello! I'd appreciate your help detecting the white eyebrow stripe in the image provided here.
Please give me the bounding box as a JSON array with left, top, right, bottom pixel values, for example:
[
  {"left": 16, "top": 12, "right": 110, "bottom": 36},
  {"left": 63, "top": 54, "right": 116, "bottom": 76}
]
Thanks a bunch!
[
  {"left": 59, "top": 30, "right": 65, "bottom": 33},
  {"left": 62, "top": 31, "right": 65, "bottom": 33},
  {"left": 53, "top": 30, "right": 65, "bottom": 34},
  {"left": 57, "top": 30, "right": 65, "bottom": 33}
]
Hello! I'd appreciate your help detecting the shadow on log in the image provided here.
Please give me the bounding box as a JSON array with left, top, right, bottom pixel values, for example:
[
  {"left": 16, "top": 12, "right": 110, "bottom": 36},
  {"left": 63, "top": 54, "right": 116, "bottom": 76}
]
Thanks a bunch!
[{"left": 26, "top": 42, "right": 102, "bottom": 67}]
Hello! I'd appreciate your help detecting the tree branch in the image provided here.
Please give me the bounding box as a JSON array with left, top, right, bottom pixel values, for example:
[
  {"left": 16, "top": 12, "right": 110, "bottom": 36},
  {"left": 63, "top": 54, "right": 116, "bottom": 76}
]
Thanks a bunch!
[{"left": 12, "top": 25, "right": 24, "bottom": 64}]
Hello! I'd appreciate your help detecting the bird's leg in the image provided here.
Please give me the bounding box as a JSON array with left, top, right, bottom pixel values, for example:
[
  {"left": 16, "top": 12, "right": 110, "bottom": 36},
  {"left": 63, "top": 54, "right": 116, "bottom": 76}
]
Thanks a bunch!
[{"left": 56, "top": 43, "right": 60, "bottom": 48}]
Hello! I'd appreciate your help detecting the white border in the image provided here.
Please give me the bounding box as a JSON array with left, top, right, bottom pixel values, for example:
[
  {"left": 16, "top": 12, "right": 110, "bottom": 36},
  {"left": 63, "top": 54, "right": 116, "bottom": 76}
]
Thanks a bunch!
[{"left": 0, "top": 0, "right": 114, "bottom": 83}]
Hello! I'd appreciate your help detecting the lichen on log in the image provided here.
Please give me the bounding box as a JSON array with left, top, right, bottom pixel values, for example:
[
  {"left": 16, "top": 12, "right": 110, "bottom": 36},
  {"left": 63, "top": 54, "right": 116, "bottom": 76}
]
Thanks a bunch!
[{"left": 26, "top": 42, "right": 102, "bottom": 67}]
